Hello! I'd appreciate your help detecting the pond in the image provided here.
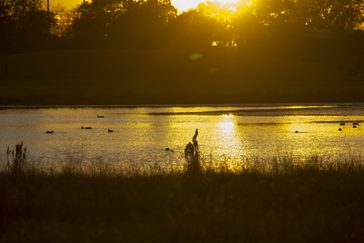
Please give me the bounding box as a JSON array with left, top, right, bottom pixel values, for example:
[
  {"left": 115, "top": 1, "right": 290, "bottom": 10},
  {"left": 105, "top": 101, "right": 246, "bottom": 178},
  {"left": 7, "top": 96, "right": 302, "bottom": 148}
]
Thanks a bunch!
[{"left": 1, "top": 104, "right": 364, "bottom": 170}]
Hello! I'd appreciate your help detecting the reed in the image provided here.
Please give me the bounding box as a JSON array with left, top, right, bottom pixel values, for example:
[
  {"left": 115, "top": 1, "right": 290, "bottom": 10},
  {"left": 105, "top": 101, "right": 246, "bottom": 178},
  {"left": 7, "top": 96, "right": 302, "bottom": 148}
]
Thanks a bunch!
[
  {"left": 184, "top": 129, "right": 201, "bottom": 173},
  {"left": 6, "top": 141, "right": 27, "bottom": 176}
]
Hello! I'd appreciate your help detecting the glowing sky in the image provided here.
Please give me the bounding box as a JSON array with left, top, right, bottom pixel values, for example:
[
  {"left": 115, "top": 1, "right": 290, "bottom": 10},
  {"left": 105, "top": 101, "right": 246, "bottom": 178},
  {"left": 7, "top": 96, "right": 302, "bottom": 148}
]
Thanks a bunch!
[{"left": 50, "top": 0, "right": 236, "bottom": 12}]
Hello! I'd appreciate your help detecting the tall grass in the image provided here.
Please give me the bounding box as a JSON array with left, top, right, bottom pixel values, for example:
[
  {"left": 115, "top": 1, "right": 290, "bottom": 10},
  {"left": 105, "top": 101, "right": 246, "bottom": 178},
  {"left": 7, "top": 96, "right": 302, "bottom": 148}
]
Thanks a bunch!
[
  {"left": 6, "top": 141, "right": 27, "bottom": 176},
  {"left": 1, "top": 134, "right": 364, "bottom": 243}
]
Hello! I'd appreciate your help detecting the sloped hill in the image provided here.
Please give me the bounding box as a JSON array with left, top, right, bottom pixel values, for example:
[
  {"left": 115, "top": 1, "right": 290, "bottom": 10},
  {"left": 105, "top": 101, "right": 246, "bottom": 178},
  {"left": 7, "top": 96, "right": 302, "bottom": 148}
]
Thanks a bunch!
[{"left": 0, "top": 49, "right": 361, "bottom": 105}]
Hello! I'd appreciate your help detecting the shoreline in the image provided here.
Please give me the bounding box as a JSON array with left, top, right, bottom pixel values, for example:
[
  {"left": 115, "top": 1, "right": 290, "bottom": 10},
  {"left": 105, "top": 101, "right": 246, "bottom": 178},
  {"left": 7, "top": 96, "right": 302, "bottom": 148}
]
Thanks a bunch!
[{"left": 1, "top": 102, "right": 364, "bottom": 109}]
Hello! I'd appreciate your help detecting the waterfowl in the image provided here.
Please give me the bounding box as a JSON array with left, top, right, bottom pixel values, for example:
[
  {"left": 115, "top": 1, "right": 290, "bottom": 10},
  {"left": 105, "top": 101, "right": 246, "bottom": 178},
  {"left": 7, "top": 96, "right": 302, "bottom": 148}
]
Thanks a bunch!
[
  {"left": 46, "top": 131, "right": 53, "bottom": 133},
  {"left": 85, "top": 127, "right": 92, "bottom": 129},
  {"left": 340, "top": 122, "right": 345, "bottom": 125},
  {"left": 97, "top": 115, "right": 105, "bottom": 118},
  {"left": 338, "top": 128, "right": 342, "bottom": 131},
  {"left": 81, "top": 127, "right": 84, "bottom": 129},
  {"left": 165, "top": 148, "right": 170, "bottom": 151},
  {"left": 108, "top": 129, "right": 113, "bottom": 132},
  {"left": 295, "top": 131, "right": 298, "bottom": 133},
  {"left": 353, "top": 126, "right": 357, "bottom": 128}
]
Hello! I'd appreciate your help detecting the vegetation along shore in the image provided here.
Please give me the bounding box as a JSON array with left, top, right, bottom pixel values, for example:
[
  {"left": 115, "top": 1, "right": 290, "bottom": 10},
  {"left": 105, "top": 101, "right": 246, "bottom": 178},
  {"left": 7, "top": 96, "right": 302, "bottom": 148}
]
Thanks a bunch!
[{"left": 1, "top": 133, "right": 364, "bottom": 243}]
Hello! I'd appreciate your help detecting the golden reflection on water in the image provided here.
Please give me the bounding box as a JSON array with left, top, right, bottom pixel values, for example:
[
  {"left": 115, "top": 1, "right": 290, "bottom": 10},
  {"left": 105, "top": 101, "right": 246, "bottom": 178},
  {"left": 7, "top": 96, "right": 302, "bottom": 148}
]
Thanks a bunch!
[
  {"left": 214, "top": 114, "right": 245, "bottom": 158},
  {"left": 283, "top": 105, "right": 336, "bottom": 109},
  {"left": 219, "top": 121, "right": 235, "bottom": 133},
  {"left": 1, "top": 106, "right": 364, "bottom": 171},
  {"left": 218, "top": 114, "right": 236, "bottom": 133}
]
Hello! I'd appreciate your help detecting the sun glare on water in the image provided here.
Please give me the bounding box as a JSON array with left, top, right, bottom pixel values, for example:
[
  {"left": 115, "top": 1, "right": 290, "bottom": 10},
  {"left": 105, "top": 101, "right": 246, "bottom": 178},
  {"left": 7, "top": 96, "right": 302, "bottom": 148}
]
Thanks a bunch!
[
  {"left": 215, "top": 114, "right": 245, "bottom": 157},
  {"left": 219, "top": 121, "right": 235, "bottom": 133},
  {"left": 218, "top": 114, "right": 236, "bottom": 134}
]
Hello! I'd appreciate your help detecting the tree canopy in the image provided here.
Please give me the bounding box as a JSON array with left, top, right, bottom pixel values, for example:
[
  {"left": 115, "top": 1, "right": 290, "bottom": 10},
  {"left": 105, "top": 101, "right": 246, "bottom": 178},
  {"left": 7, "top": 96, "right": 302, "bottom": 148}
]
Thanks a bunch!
[
  {"left": 1, "top": 0, "right": 364, "bottom": 52},
  {"left": 0, "top": 0, "right": 56, "bottom": 51}
]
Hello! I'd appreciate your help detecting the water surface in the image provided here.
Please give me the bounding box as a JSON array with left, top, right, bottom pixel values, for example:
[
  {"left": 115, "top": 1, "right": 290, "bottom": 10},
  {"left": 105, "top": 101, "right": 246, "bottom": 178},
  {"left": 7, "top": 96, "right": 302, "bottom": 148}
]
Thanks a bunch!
[{"left": 1, "top": 104, "right": 363, "bottom": 169}]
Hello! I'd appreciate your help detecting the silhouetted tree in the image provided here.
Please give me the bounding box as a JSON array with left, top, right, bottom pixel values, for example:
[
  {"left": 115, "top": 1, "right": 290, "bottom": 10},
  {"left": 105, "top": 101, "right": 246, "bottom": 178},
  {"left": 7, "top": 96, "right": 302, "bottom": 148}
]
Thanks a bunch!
[
  {"left": 294, "top": 0, "right": 364, "bottom": 32},
  {"left": 0, "top": 0, "right": 55, "bottom": 52},
  {"left": 0, "top": 0, "right": 15, "bottom": 51},
  {"left": 198, "top": 1, "right": 235, "bottom": 47},
  {"left": 110, "top": 0, "right": 177, "bottom": 48},
  {"left": 72, "top": 0, "right": 125, "bottom": 48},
  {"left": 51, "top": 4, "right": 71, "bottom": 38},
  {"left": 232, "top": 1, "right": 264, "bottom": 49},
  {"left": 165, "top": 9, "right": 216, "bottom": 48},
  {"left": 231, "top": 0, "right": 364, "bottom": 56}
]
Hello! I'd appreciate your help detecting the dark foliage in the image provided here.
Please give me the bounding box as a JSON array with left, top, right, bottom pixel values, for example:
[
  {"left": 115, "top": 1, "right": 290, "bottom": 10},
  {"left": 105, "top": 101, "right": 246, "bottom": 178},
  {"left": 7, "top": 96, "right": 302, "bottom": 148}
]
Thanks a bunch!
[
  {"left": 0, "top": 0, "right": 57, "bottom": 52},
  {"left": 1, "top": 141, "right": 364, "bottom": 242}
]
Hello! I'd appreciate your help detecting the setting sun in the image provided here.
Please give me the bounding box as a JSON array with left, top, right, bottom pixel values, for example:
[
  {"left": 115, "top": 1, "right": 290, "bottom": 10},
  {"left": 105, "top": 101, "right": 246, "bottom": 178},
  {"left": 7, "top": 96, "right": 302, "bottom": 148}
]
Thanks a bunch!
[
  {"left": 173, "top": 0, "right": 238, "bottom": 12},
  {"left": 53, "top": 0, "right": 239, "bottom": 13}
]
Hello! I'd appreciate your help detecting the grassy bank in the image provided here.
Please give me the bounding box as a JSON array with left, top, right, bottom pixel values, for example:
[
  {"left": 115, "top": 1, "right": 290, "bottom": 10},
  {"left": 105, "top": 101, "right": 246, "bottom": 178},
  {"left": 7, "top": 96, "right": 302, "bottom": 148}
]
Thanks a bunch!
[
  {"left": 1, "top": 49, "right": 363, "bottom": 105},
  {"left": 1, "top": 76, "right": 364, "bottom": 105},
  {"left": 1, "top": 141, "right": 364, "bottom": 242}
]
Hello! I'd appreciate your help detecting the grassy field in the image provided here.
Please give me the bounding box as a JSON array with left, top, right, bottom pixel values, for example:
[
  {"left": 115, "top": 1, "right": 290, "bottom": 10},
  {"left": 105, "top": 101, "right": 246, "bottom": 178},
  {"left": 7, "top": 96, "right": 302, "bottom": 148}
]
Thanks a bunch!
[
  {"left": 1, "top": 140, "right": 364, "bottom": 243},
  {"left": 1, "top": 49, "right": 363, "bottom": 105}
]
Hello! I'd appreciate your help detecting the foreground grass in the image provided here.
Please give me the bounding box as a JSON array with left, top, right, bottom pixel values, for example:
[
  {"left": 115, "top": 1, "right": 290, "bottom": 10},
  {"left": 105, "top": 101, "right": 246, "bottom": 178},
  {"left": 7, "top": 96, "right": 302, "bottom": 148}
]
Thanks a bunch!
[{"left": 1, "top": 149, "right": 364, "bottom": 242}]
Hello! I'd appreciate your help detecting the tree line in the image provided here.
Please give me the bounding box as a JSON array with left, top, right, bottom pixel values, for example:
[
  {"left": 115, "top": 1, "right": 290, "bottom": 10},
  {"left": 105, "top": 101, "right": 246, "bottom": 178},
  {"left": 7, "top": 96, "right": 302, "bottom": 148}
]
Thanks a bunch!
[{"left": 1, "top": 0, "right": 364, "bottom": 53}]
